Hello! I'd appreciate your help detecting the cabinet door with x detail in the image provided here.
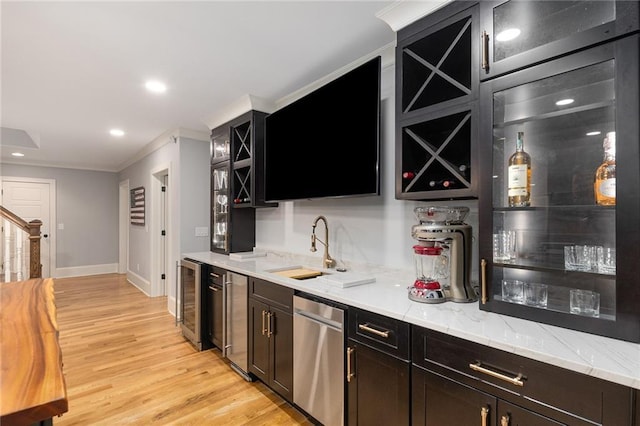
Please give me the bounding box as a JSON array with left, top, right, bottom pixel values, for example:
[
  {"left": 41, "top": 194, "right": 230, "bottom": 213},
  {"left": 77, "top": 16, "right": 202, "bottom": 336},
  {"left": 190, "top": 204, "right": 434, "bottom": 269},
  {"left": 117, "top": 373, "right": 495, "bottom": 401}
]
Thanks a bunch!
[{"left": 396, "top": 2, "right": 480, "bottom": 200}]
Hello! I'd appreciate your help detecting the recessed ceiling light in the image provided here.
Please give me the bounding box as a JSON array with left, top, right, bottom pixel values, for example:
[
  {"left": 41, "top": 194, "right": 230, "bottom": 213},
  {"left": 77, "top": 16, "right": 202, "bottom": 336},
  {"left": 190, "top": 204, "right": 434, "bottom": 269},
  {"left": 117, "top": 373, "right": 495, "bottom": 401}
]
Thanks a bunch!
[
  {"left": 586, "top": 131, "right": 602, "bottom": 136},
  {"left": 110, "top": 129, "right": 125, "bottom": 137},
  {"left": 145, "top": 80, "right": 167, "bottom": 94},
  {"left": 555, "top": 98, "right": 574, "bottom": 106},
  {"left": 495, "top": 28, "right": 521, "bottom": 42},
  {"left": 11, "top": 152, "right": 25, "bottom": 157}
]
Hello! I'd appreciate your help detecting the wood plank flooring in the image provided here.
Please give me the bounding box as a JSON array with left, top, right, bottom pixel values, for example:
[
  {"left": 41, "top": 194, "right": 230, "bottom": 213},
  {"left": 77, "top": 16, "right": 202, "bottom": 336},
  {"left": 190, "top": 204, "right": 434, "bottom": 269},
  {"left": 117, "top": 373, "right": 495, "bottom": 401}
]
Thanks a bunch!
[{"left": 53, "top": 273, "right": 312, "bottom": 425}]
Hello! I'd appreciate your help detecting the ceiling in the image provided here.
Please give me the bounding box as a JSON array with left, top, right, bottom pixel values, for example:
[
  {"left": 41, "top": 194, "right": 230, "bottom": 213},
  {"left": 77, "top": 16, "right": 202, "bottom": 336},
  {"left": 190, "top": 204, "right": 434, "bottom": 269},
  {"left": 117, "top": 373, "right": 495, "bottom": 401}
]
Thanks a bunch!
[{"left": 1, "top": 1, "right": 398, "bottom": 172}]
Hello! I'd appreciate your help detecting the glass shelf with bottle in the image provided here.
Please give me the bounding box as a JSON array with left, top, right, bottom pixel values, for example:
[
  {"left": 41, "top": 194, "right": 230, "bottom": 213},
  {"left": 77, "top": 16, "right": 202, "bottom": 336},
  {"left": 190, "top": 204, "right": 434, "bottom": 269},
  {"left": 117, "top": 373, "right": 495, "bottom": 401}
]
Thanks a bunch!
[{"left": 478, "top": 36, "right": 640, "bottom": 342}]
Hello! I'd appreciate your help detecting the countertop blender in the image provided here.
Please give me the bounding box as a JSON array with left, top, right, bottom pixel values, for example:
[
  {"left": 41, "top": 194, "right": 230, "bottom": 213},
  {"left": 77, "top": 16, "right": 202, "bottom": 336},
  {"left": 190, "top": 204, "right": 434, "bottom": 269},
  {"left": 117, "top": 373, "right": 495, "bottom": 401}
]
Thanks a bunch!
[{"left": 410, "top": 206, "right": 477, "bottom": 303}]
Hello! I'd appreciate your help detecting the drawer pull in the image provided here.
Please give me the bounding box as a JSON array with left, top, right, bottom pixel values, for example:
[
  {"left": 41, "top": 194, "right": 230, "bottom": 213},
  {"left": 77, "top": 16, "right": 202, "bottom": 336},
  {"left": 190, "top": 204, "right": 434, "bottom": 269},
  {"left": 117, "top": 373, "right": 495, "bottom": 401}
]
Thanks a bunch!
[
  {"left": 481, "top": 406, "right": 489, "bottom": 426},
  {"left": 210, "top": 272, "right": 220, "bottom": 278},
  {"left": 501, "top": 414, "right": 510, "bottom": 426},
  {"left": 261, "top": 310, "right": 267, "bottom": 336},
  {"left": 358, "top": 323, "right": 390, "bottom": 338},
  {"left": 469, "top": 362, "right": 524, "bottom": 387}
]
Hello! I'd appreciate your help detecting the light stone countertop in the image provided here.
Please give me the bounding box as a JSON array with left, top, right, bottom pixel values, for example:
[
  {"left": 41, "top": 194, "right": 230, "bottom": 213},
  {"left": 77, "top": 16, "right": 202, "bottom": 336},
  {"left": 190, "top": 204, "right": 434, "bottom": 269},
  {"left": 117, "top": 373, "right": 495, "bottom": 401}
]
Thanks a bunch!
[{"left": 183, "top": 250, "right": 640, "bottom": 390}]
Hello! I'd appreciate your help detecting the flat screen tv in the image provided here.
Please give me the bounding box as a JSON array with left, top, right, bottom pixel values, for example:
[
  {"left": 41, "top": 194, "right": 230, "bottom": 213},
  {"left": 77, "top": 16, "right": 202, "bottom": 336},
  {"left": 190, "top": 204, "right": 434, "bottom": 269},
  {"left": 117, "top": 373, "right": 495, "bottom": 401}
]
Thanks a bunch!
[{"left": 264, "top": 56, "right": 381, "bottom": 202}]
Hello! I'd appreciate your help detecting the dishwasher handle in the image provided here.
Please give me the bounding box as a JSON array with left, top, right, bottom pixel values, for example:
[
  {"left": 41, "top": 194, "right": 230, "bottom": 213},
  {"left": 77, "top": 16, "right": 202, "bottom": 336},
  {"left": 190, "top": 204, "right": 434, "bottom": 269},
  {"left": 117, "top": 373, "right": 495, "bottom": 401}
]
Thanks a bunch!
[{"left": 294, "top": 309, "right": 343, "bottom": 332}]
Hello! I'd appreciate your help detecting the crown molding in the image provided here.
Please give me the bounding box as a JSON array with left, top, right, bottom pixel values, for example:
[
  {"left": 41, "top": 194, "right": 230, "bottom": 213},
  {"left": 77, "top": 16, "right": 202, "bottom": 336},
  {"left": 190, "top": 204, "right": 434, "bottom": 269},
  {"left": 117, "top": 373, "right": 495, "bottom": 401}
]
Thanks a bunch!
[
  {"left": 376, "top": 0, "right": 451, "bottom": 32},
  {"left": 203, "top": 94, "right": 275, "bottom": 131}
]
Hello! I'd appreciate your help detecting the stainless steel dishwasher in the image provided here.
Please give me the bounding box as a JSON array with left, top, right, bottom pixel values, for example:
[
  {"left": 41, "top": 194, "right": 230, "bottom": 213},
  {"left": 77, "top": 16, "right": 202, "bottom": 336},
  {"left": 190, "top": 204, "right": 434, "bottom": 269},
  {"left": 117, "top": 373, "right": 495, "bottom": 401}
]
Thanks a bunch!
[{"left": 293, "top": 293, "right": 346, "bottom": 426}]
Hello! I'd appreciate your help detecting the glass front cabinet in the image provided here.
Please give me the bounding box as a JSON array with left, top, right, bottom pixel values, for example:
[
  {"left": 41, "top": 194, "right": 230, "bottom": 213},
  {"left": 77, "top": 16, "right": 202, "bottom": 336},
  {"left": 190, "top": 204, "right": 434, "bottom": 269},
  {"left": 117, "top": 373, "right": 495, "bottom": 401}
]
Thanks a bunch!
[
  {"left": 478, "top": 35, "right": 640, "bottom": 342},
  {"left": 479, "top": 0, "right": 640, "bottom": 80},
  {"left": 210, "top": 110, "right": 273, "bottom": 254}
]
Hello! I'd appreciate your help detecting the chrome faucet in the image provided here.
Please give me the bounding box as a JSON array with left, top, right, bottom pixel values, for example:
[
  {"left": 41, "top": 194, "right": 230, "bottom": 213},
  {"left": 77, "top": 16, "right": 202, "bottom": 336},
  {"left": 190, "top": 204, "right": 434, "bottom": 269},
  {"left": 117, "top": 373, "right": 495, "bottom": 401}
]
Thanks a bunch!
[{"left": 310, "top": 215, "right": 336, "bottom": 269}]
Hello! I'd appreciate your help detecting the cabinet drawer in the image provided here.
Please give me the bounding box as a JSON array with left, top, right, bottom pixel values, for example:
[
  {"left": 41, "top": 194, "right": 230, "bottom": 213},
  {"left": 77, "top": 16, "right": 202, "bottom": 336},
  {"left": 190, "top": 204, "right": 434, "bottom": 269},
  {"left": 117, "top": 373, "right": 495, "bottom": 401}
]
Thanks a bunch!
[
  {"left": 412, "top": 326, "right": 632, "bottom": 424},
  {"left": 348, "top": 308, "right": 410, "bottom": 360},
  {"left": 208, "top": 266, "right": 225, "bottom": 286},
  {"left": 249, "top": 278, "right": 293, "bottom": 312}
]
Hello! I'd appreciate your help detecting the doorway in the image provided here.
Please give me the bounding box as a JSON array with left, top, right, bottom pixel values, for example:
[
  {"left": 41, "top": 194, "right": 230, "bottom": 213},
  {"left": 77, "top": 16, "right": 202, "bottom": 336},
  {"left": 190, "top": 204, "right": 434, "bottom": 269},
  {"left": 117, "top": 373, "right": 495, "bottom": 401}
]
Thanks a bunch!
[
  {"left": 0, "top": 177, "right": 56, "bottom": 278},
  {"left": 151, "top": 165, "right": 171, "bottom": 298}
]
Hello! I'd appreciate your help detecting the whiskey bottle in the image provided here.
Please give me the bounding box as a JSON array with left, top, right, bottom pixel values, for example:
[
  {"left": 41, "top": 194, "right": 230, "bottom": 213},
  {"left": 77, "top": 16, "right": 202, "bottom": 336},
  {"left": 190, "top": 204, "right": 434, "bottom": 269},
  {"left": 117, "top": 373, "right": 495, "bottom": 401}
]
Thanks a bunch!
[
  {"left": 594, "top": 131, "right": 616, "bottom": 206},
  {"left": 508, "top": 131, "right": 532, "bottom": 207}
]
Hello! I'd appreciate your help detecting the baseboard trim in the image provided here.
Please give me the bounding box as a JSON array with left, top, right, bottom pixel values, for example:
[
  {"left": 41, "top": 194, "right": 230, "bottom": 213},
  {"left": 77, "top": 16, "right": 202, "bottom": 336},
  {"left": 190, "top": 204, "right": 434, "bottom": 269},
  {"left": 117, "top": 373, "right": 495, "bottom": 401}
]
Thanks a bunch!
[
  {"left": 127, "top": 270, "right": 151, "bottom": 296},
  {"left": 55, "top": 263, "right": 118, "bottom": 278}
]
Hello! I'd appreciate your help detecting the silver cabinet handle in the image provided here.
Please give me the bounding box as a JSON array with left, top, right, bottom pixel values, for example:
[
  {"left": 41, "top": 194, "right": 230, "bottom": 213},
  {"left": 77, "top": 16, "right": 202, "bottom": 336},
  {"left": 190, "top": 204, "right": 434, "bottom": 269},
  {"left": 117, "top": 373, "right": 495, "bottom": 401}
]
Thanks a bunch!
[
  {"left": 209, "top": 286, "right": 219, "bottom": 291},
  {"left": 481, "top": 406, "right": 489, "bottom": 426},
  {"left": 222, "top": 275, "right": 228, "bottom": 357},
  {"left": 481, "top": 30, "right": 489, "bottom": 70},
  {"left": 469, "top": 362, "right": 524, "bottom": 387},
  {"left": 358, "top": 323, "right": 390, "bottom": 338},
  {"left": 210, "top": 272, "right": 220, "bottom": 278},
  {"left": 346, "top": 347, "right": 355, "bottom": 382},
  {"left": 501, "top": 414, "right": 510, "bottom": 426},
  {"left": 261, "top": 310, "right": 267, "bottom": 336}
]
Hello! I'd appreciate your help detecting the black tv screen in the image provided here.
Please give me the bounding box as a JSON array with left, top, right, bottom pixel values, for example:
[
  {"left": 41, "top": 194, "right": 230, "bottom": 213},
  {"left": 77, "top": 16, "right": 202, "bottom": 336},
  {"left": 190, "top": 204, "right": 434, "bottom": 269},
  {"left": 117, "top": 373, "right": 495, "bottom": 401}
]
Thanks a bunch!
[{"left": 264, "top": 56, "right": 381, "bottom": 202}]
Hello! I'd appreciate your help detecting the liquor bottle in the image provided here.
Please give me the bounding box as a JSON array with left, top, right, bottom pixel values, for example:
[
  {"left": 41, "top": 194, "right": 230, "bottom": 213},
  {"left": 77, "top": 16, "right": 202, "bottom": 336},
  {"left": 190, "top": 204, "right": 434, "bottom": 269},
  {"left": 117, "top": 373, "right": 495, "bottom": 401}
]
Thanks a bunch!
[
  {"left": 594, "top": 132, "right": 616, "bottom": 206},
  {"left": 507, "top": 131, "right": 531, "bottom": 207}
]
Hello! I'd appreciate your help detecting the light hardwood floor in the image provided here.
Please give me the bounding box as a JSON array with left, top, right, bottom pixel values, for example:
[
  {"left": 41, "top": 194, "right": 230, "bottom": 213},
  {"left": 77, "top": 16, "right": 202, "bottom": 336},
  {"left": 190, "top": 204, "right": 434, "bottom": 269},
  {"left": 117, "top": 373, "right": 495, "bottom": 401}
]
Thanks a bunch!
[{"left": 53, "top": 273, "right": 312, "bottom": 425}]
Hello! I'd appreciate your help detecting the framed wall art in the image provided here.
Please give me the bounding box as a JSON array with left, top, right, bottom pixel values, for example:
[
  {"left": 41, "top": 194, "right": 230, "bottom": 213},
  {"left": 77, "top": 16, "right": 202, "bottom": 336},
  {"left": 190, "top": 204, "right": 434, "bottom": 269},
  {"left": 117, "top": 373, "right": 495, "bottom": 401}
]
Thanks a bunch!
[{"left": 130, "top": 186, "right": 145, "bottom": 226}]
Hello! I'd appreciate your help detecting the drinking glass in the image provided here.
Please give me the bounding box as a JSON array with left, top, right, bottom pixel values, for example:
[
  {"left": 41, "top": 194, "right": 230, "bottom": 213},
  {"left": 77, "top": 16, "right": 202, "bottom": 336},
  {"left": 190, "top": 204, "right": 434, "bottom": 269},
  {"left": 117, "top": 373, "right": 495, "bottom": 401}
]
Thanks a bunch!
[
  {"left": 596, "top": 247, "right": 616, "bottom": 274},
  {"left": 524, "top": 282, "right": 548, "bottom": 308},
  {"left": 570, "top": 289, "right": 600, "bottom": 317},
  {"left": 493, "top": 230, "right": 517, "bottom": 262},
  {"left": 564, "top": 245, "right": 597, "bottom": 271},
  {"left": 501, "top": 279, "right": 524, "bottom": 304}
]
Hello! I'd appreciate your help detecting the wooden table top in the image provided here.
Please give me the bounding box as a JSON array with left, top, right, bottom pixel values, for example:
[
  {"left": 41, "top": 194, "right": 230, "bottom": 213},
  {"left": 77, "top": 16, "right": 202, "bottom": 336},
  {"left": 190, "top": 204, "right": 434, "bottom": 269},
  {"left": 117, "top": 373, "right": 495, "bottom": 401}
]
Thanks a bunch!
[{"left": 1, "top": 278, "right": 68, "bottom": 424}]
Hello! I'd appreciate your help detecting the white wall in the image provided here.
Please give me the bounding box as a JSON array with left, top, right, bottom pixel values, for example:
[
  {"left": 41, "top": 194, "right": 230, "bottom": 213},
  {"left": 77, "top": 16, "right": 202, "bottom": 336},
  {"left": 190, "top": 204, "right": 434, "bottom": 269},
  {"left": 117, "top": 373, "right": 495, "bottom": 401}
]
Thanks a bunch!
[{"left": 256, "top": 58, "right": 480, "bottom": 279}]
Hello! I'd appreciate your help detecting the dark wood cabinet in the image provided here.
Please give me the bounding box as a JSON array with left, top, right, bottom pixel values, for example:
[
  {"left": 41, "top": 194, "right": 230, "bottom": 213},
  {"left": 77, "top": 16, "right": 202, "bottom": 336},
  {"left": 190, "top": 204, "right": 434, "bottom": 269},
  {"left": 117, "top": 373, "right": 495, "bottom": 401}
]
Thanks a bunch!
[
  {"left": 248, "top": 278, "right": 294, "bottom": 402},
  {"left": 478, "top": 33, "right": 640, "bottom": 342},
  {"left": 210, "top": 162, "right": 255, "bottom": 254},
  {"left": 211, "top": 110, "right": 276, "bottom": 209},
  {"left": 412, "top": 325, "right": 634, "bottom": 425},
  {"left": 413, "top": 366, "right": 496, "bottom": 425},
  {"left": 479, "top": 0, "right": 639, "bottom": 81},
  {"left": 347, "top": 308, "right": 410, "bottom": 425},
  {"left": 205, "top": 266, "right": 224, "bottom": 349},
  {"left": 210, "top": 110, "right": 276, "bottom": 254},
  {"left": 395, "top": 2, "right": 480, "bottom": 200}
]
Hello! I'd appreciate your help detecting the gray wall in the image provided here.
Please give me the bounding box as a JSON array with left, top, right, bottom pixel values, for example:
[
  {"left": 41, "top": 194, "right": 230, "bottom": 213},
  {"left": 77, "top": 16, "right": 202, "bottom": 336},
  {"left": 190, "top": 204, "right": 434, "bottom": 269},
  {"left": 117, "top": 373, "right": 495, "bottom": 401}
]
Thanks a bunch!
[
  {"left": 118, "top": 135, "right": 209, "bottom": 301},
  {"left": 180, "top": 137, "right": 210, "bottom": 253},
  {"left": 0, "top": 163, "right": 119, "bottom": 269}
]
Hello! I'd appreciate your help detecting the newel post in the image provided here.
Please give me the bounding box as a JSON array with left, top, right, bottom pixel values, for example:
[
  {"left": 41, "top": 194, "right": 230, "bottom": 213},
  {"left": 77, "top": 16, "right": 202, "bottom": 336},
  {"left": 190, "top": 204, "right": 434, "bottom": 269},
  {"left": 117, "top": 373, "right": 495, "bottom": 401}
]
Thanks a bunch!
[{"left": 27, "top": 219, "right": 42, "bottom": 278}]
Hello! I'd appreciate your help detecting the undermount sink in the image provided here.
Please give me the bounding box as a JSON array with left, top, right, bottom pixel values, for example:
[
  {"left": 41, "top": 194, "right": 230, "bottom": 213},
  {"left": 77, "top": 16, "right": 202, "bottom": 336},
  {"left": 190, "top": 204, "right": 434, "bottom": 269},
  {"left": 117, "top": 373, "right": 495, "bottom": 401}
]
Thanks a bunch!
[{"left": 265, "top": 265, "right": 376, "bottom": 288}]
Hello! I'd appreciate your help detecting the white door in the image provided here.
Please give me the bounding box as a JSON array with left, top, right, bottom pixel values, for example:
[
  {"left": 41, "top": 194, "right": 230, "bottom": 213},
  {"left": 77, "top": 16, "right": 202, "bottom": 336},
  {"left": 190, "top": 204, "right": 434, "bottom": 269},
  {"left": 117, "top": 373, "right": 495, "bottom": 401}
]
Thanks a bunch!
[{"left": 1, "top": 179, "right": 53, "bottom": 278}]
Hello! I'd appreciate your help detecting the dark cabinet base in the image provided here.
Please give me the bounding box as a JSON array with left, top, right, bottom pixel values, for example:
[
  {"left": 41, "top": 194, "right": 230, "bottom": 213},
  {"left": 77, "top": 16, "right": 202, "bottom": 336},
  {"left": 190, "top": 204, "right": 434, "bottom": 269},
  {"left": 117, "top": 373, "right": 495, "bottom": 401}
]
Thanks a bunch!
[
  {"left": 248, "top": 279, "right": 294, "bottom": 403},
  {"left": 347, "top": 341, "right": 410, "bottom": 426}
]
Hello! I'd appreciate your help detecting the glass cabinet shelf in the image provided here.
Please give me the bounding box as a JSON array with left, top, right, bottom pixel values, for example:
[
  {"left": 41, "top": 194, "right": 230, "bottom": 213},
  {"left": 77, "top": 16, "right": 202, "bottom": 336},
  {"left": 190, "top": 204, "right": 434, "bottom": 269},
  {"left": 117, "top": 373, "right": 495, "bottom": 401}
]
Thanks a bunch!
[{"left": 478, "top": 34, "right": 640, "bottom": 342}]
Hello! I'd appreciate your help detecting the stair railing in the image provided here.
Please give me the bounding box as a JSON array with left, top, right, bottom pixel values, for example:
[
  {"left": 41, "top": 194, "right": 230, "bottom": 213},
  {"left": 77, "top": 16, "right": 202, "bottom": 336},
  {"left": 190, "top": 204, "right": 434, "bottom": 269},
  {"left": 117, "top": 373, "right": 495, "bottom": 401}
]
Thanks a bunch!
[{"left": 0, "top": 205, "right": 42, "bottom": 280}]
